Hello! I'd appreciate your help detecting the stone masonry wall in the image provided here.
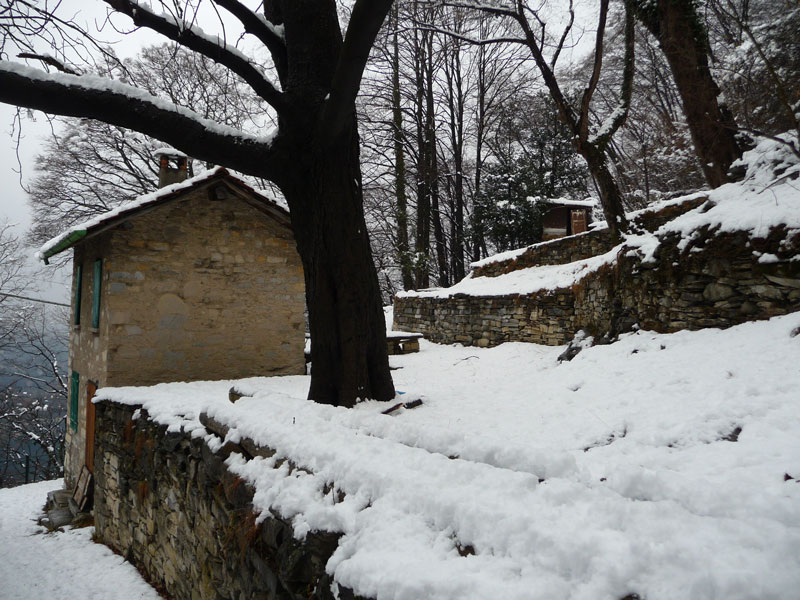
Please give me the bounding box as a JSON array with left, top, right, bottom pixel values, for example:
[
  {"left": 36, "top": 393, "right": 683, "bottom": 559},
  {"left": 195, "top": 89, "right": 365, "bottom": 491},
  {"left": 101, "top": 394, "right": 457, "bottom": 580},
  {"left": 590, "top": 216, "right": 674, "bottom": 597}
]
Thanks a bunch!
[
  {"left": 94, "top": 400, "right": 364, "bottom": 600},
  {"left": 65, "top": 235, "right": 112, "bottom": 489},
  {"left": 395, "top": 224, "right": 800, "bottom": 347},
  {"left": 577, "top": 226, "right": 800, "bottom": 336},
  {"left": 395, "top": 292, "right": 578, "bottom": 347},
  {"left": 473, "top": 196, "right": 707, "bottom": 278},
  {"left": 102, "top": 187, "right": 306, "bottom": 386}
]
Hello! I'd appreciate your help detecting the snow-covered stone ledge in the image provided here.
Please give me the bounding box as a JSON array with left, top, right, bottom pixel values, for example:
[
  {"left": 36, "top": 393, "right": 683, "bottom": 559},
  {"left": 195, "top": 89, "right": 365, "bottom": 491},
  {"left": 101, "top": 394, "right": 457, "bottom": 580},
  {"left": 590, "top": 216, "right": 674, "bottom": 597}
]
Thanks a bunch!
[
  {"left": 470, "top": 194, "right": 707, "bottom": 278},
  {"left": 395, "top": 224, "right": 800, "bottom": 347},
  {"left": 92, "top": 399, "right": 356, "bottom": 600}
]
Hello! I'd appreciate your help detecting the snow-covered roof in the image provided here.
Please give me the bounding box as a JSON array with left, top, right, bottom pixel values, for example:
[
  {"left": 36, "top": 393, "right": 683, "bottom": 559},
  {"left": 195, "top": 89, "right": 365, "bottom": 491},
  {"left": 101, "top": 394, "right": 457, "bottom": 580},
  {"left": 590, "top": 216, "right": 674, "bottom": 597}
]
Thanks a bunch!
[
  {"left": 37, "top": 167, "right": 289, "bottom": 264},
  {"left": 533, "top": 197, "right": 597, "bottom": 208}
]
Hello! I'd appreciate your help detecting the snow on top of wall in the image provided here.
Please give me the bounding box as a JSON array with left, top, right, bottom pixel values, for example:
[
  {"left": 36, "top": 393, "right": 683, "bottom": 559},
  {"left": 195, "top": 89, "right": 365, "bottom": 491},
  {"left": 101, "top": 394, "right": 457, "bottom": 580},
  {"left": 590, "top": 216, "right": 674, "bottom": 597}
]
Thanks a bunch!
[
  {"left": 469, "top": 228, "right": 599, "bottom": 269},
  {"left": 627, "top": 134, "right": 800, "bottom": 262},
  {"left": 93, "top": 312, "right": 800, "bottom": 600},
  {"left": 398, "top": 245, "right": 620, "bottom": 299},
  {"left": 537, "top": 197, "right": 597, "bottom": 208}
]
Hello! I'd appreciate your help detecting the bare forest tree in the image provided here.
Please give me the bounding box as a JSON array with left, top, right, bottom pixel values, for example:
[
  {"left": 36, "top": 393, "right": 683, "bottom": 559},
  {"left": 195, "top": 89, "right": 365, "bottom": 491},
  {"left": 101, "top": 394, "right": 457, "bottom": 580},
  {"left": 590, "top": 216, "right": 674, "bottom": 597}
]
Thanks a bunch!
[
  {"left": 360, "top": 0, "right": 532, "bottom": 294},
  {"left": 1, "top": 0, "right": 397, "bottom": 407},
  {"left": 0, "top": 224, "right": 67, "bottom": 488},
  {"left": 566, "top": 17, "right": 706, "bottom": 205},
  {"left": 0, "top": 303, "right": 68, "bottom": 488},
  {"left": 629, "top": 0, "right": 743, "bottom": 187},
  {"left": 432, "top": 0, "right": 636, "bottom": 240},
  {"left": 0, "top": 222, "right": 26, "bottom": 351}
]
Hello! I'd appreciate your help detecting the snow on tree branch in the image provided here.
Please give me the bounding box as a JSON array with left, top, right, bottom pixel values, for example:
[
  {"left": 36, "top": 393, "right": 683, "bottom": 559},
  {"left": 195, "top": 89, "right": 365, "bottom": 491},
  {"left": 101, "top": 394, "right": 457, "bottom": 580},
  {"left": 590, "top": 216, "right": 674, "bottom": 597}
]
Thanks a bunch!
[
  {"left": 103, "top": 0, "right": 286, "bottom": 111},
  {"left": 587, "top": 0, "right": 635, "bottom": 152},
  {"left": 0, "top": 61, "right": 278, "bottom": 179},
  {"left": 211, "top": 0, "right": 287, "bottom": 84}
]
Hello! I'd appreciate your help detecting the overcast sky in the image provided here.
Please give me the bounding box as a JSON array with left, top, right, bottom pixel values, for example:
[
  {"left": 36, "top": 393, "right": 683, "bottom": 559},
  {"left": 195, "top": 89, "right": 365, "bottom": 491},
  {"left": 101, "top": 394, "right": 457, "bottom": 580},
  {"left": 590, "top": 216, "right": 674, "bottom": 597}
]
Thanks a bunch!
[{"left": 0, "top": 1, "right": 162, "bottom": 301}]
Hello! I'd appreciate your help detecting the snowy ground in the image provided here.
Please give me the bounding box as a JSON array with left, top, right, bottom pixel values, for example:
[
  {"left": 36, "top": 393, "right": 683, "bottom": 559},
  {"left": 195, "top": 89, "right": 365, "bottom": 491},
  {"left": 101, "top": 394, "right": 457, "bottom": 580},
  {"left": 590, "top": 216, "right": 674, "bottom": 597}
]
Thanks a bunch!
[
  {"left": 3, "top": 133, "right": 799, "bottom": 600},
  {"left": 85, "top": 312, "right": 800, "bottom": 600},
  {"left": 0, "top": 479, "right": 160, "bottom": 600}
]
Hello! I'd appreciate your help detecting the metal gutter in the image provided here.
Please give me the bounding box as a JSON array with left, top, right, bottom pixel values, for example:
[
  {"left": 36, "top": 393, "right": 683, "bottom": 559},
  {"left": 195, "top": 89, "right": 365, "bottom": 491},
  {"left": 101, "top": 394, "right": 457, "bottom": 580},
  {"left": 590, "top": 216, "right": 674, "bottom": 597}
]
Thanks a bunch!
[{"left": 42, "top": 229, "right": 87, "bottom": 264}]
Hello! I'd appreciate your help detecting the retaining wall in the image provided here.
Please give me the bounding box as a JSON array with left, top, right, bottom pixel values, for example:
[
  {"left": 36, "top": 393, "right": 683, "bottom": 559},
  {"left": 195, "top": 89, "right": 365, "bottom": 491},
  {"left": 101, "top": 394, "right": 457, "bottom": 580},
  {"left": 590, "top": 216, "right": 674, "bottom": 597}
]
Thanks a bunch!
[
  {"left": 93, "top": 401, "right": 363, "bottom": 600},
  {"left": 395, "top": 224, "right": 800, "bottom": 346}
]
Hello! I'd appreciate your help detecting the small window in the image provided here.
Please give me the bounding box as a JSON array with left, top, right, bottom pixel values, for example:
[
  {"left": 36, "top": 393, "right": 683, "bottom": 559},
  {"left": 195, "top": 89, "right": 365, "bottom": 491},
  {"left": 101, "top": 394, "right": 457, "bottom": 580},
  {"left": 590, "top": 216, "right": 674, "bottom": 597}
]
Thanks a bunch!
[
  {"left": 70, "top": 372, "right": 79, "bottom": 432},
  {"left": 91, "top": 259, "right": 102, "bottom": 329},
  {"left": 74, "top": 263, "right": 83, "bottom": 326}
]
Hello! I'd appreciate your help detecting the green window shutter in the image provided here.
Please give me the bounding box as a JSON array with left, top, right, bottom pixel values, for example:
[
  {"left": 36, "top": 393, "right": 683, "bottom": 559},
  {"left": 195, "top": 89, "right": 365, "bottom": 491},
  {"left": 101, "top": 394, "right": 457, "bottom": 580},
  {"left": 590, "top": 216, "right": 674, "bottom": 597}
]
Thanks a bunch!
[
  {"left": 70, "top": 372, "right": 79, "bottom": 432},
  {"left": 74, "top": 264, "right": 83, "bottom": 326},
  {"left": 92, "top": 258, "right": 102, "bottom": 328}
]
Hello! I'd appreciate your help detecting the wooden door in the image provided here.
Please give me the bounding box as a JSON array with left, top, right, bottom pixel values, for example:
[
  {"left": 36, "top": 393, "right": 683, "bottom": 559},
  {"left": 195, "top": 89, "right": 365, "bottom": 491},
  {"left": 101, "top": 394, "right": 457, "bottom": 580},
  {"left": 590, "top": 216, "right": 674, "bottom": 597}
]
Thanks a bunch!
[
  {"left": 571, "top": 209, "right": 588, "bottom": 235},
  {"left": 85, "top": 381, "right": 97, "bottom": 473}
]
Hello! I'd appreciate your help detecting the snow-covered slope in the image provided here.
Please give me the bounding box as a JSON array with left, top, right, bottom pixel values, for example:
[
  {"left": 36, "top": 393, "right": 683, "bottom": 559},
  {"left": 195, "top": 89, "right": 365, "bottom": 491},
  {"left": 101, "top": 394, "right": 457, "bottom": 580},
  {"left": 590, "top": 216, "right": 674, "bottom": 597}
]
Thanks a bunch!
[{"left": 92, "top": 312, "right": 800, "bottom": 600}]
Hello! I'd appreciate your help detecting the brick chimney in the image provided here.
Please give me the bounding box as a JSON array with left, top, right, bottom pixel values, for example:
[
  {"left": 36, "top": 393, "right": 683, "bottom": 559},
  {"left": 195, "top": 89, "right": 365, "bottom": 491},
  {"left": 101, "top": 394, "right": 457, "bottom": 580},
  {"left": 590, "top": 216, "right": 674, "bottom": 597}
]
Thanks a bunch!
[{"left": 154, "top": 148, "right": 189, "bottom": 188}]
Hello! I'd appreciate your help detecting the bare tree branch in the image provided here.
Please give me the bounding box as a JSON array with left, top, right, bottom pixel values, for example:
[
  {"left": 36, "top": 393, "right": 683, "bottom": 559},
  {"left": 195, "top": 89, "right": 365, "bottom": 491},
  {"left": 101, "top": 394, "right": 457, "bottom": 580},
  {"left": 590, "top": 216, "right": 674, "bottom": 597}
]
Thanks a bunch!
[
  {"left": 103, "top": 0, "right": 286, "bottom": 111},
  {"left": 16, "top": 52, "right": 80, "bottom": 75},
  {"left": 578, "top": 0, "right": 610, "bottom": 141},
  {"left": 550, "top": 0, "right": 574, "bottom": 69},
  {"left": 211, "top": 0, "right": 287, "bottom": 84},
  {"left": 320, "top": 0, "right": 394, "bottom": 140},
  {"left": 591, "top": 0, "right": 636, "bottom": 152}
]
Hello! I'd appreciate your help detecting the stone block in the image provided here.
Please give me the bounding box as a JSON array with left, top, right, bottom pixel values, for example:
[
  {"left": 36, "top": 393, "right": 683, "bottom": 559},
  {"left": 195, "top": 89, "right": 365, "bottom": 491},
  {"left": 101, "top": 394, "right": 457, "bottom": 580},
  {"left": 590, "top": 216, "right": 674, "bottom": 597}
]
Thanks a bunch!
[{"left": 703, "top": 283, "right": 735, "bottom": 301}]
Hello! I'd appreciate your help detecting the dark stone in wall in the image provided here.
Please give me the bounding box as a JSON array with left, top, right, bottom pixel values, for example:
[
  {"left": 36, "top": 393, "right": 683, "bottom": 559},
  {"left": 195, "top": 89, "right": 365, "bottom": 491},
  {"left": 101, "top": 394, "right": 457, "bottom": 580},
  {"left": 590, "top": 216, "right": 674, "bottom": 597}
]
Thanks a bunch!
[{"left": 94, "top": 401, "right": 359, "bottom": 600}]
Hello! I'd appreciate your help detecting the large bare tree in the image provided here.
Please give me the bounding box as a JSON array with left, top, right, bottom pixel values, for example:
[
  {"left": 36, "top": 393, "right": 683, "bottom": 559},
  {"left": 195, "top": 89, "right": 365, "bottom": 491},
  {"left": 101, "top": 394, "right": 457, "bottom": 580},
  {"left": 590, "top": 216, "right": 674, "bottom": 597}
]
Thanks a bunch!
[
  {"left": 0, "top": 0, "right": 396, "bottom": 407},
  {"left": 630, "top": 0, "right": 742, "bottom": 187},
  {"left": 436, "top": 0, "right": 636, "bottom": 239}
]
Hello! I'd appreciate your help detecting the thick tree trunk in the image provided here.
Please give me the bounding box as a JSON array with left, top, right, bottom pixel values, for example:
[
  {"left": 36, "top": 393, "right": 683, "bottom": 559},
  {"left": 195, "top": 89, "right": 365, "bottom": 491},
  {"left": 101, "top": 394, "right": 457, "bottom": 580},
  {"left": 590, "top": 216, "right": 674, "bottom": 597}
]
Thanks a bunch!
[
  {"left": 423, "top": 33, "right": 449, "bottom": 288},
  {"left": 634, "top": 0, "right": 742, "bottom": 187},
  {"left": 280, "top": 131, "right": 395, "bottom": 407},
  {"left": 271, "top": 1, "right": 395, "bottom": 407},
  {"left": 444, "top": 37, "right": 466, "bottom": 283},
  {"left": 413, "top": 19, "right": 431, "bottom": 290},
  {"left": 577, "top": 141, "right": 629, "bottom": 238},
  {"left": 0, "top": 0, "right": 397, "bottom": 409}
]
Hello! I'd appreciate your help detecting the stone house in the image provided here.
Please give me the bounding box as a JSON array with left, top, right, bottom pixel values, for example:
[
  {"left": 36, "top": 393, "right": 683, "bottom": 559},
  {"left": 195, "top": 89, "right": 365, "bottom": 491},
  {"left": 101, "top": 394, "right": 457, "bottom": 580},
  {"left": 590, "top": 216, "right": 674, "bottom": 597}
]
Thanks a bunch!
[
  {"left": 39, "top": 156, "right": 306, "bottom": 489},
  {"left": 540, "top": 198, "right": 595, "bottom": 240}
]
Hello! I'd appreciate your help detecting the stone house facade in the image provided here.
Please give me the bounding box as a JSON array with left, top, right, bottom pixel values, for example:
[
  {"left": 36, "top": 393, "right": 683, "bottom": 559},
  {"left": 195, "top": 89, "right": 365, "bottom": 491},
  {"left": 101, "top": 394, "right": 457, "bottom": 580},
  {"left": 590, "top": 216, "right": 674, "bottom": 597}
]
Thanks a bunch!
[{"left": 39, "top": 165, "right": 306, "bottom": 489}]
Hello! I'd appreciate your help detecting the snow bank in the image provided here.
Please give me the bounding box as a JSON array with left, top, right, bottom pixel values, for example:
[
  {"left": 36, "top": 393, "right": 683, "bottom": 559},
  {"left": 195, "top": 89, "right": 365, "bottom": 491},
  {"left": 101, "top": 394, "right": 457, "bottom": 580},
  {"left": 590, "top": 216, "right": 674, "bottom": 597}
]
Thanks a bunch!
[
  {"left": 95, "top": 312, "right": 800, "bottom": 600},
  {"left": 0, "top": 480, "right": 160, "bottom": 600},
  {"left": 398, "top": 245, "right": 620, "bottom": 299}
]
